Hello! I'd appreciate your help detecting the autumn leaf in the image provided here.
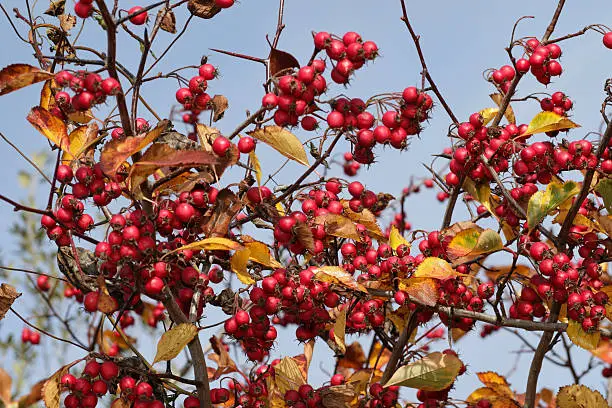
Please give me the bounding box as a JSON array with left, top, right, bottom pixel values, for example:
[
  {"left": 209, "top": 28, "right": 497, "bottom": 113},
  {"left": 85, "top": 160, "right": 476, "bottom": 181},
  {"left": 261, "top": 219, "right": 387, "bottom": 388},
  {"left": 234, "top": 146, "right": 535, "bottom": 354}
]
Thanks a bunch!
[
  {"left": 523, "top": 111, "right": 580, "bottom": 136},
  {"left": 99, "top": 120, "right": 168, "bottom": 176},
  {"left": 484, "top": 264, "right": 534, "bottom": 281},
  {"left": 384, "top": 352, "right": 463, "bottom": 391},
  {"left": 566, "top": 320, "right": 600, "bottom": 350},
  {"left": 247, "top": 126, "right": 309, "bottom": 166},
  {"left": 274, "top": 357, "right": 307, "bottom": 394},
  {"left": 333, "top": 308, "right": 347, "bottom": 354},
  {"left": 0, "top": 64, "right": 54, "bottom": 96},
  {"left": 40, "top": 79, "right": 55, "bottom": 110},
  {"left": 479, "top": 107, "right": 499, "bottom": 126},
  {"left": 398, "top": 278, "right": 439, "bottom": 307},
  {"left": 245, "top": 241, "right": 282, "bottom": 269},
  {"left": 314, "top": 213, "right": 360, "bottom": 241},
  {"left": 477, "top": 372, "right": 515, "bottom": 399},
  {"left": 389, "top": 225, "right": 410, "bottom": 252},
  {"left": 446, "top": 228, "right": 503, "bottom": 264},
  {"left": 210, "top": 94, "right": 229, "bottom": 121},
  {"left": 27, "top": 106, "right": 70, "bottom": 153},
  {"left": 249, "top": 150, "right": 262, "bottom": 186},
  {"left": 0, "top": 283, "right": 21, "bottom": 321},
  {"left": 153, "top": 323, "right": 198, "bottom": 364},
  {"left": 414, "top": 257, "right": 460, "bottom": 280},
  {"left": 230, "top": 247, "right": 255, "bottom": 284},
  {"left": 201, "top": 188, "right": 243, "bottom": 238},
  {"left": 0, "top": 368, "right": 11, "bottom": 407},
  {"left": 313, "top": 266, "right": 367, "bottom": 293},
  {"left": 269, "top": 48, "right": 300, "bottom": 77},
  {"left": 591, "top": 338, "right": 612, "bottom": 364},
  {"left": 187, "top": 0, "right": 221, "bottom": 18},
  {"left": 341, "top": 201, "right": 385, "bottom": 241},
  {"left": 337, "top": 342, "right": 366, "bottom": 370},
  {"left": 387, "top": 305, "right": 412, "bottom": 332},
  {"left": 556, "top": 384, "right": 607, "bottom": 408},
  {"left": 527, "top": 180, "right": 580, "bottom": 230},
  {"left": 156, "top": 7, "right": 176, "bottom": 33},
  {"left": 207, "top": 336, "right": 237, "bottom": 380},
  {"left": 172, "top": 237, "right": 242, "bottom": 253},
  {"left": 367, "top": 342, "right": 392, "bottom": 371},
  {"left": 319, "top": 384, "right": 357, "bottom": 408},
  {"left": 595, "top": 179, "right": 612, "bottom": 213},
  {"left": 42, "top": 360, "right": 81, "bottom": 408},
  {"left": 490, "top": 93, "right": 516, "bottom": 124},
  {"left": 62, "top": 123, "right": 99, "bottom": 164}
]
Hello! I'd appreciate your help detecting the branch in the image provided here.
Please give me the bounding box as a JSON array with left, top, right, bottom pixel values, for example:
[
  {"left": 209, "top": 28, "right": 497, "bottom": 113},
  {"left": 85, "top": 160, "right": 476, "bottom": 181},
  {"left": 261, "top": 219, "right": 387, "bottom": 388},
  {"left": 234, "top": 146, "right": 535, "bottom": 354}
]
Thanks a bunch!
[{"left": 541, "top": 0, "right": 566, "bottom": 42}]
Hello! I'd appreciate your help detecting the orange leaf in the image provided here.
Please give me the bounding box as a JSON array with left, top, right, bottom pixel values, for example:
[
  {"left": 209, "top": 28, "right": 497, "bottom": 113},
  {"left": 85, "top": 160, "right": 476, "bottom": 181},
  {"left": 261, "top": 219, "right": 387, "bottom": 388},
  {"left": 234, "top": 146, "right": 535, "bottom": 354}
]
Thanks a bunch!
[
  {"left": 591, "top": 338, "right": 612, "bottom": 364},
  {"left": 314, "top": 266, "right": 367, "bottom": 292},
  {"left": 0, "top": 64, "right": 54, "bottom": 96},
  {"left": 414, "top": 257, "right": 460, "bottom": 280},
  {"left": 398, "top": 278, "right": 439, "bottom": 307},
  {"left": 27, "top": 106, "right": 70, "bottom": 153},
  {"left": 314, "top": 213, "right": 360, "bottom": 241}
]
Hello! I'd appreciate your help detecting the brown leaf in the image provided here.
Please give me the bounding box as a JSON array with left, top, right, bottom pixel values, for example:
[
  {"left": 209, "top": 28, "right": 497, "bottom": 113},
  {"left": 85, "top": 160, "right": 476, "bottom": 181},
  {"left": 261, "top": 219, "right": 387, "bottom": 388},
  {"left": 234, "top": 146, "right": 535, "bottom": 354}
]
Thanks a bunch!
[
  {"left": 99, "top": 120, "right": 168, "bottom": 176},
  {"left": 337, "top": 342, "right": 366, "bottom": 370},
  {"left": 319, "top": 384, "right": 357, "bottom": 408},
  {"left": 341, "top": 201, "right": 385, "bottom": 241},
  {"left": 314, "top": 266, "right": 367, "bottom": 293},
  {"left": 0, "top": 368, "right": 12, "bottom": 406},
  {"left": 42, "top": 360, "right": 81, "bottom": 408},
  {"left": 315, "top": 213, "right": 360, "bottom": 241},
  {"left": 59, "top": 14, "right": 77, "bottom": 32},
  {"left": 44, "top": 0, "right": 65, "bottom": 16},
  {"left": 0, "top": 65, "right": 54, "bottom": 96},
  {"left": 27, "top": 106, "right": 70, "bottom": 153},
  {"left": 211, "top": 95, "right": 229, "bottom": 122},
  {"left": 294, "top": 221, "right": 316, "bottom": 253},
  {"left": 201, "top": 188, "right": 243, "bottom": 238},
  {"left": 18, "top": 379, "right": 45, "bottom": 407},
  {"left": 187, "top": 0, "right": 221, "bottom": 19},
  {"left": 156, "top": 7, "right": 176, "bottom": 33},
  {"left": 0, "top": 283, "right": 21, "bottom": 321},
  {"left": 208, "top": 336, "right": 237, "bottom": 380},
  {"left": 269, "top": 48, "right": 300, "bottom": 77}
]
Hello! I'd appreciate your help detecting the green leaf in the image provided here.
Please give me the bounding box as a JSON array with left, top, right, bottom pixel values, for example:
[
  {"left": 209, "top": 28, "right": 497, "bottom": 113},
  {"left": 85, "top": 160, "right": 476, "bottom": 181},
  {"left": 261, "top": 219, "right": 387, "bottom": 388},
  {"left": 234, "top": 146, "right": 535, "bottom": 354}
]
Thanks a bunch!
[
  {"left": 523, "top": 111, "right": 580, "bottom": 136},
  {"left": 527, "top": 181, "right": 581, "bottom": 230},
  {"left": 595, "top": 179, "right": 612, "bottom": 213},
  {"left": 384, "top": 352, "right": 463, "bottom": 391}
]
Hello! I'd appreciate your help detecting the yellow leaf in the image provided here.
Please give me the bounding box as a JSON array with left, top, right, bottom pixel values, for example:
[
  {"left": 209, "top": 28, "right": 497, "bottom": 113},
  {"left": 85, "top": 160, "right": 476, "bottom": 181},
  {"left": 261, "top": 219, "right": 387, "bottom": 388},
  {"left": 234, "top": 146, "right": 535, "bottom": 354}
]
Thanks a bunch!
[
  {"left": 384, "top": 352, "right": 463, "bottom": 391},
  {"left": 314, "top": 213, "right": 360, "bottom": 241},
  {"left": 479, "top": 108, "right": 499, "bottom": 126},
  {"left": 247, "top": 126, "right": 309, "bottom": 166},
  {"left": 274, "top": 357, "right": 306, "bottom": 394},
  {"left": 414, "top": 257, "right": 460, "bottom": 280},
  {"left": 556, "top": 384, "right": 607, "bottom": 408},
  {"left": 484, "top": 265, "right": 534, "bottom": 281},
  {"left": 341, "top": 201, "right": 385, "bottom": 241},
  {"left": 0, "top": 64, "right": 54, "bottom": 96},
  {"left": 153, "top": 323, "right": 198, "bottom": 364},
  {"left": 490, "top": 93, "right": 516, "bottom": 124},
  {"left": 466, "top": 387, "right": 518, "bottom": 407},
  {"left": 527, "top": 181, "right": 581, "bottom": 230},
  {"left": 27, "top": 106, "right": 71, "bottom": 154},
  {"left": 398, "top": 278, "right": 439, "bottom": 307},
  {"left": 387, "top": 305, "right": 412, "bottom": 333},
  {"left": 348, "top": 369, "right": 382, "bottom": 398},
  {"left": 40, "top": 79, "right": 55, "bottom": 110},
  {"left": 313, "top": 266, "right": 367, "bottom": 293},
  {"left": 477, "top": 372, "right": 515, "bottom": 399},
  {"left": 566, "top": 320, "right": 600, "bottom": 350},
  {"left": 42, "top": 360, "right": 81, "bottom": 408},
  {"left": 245, "top": 241, "right": 282, "bottom": 269},
  {"left": 173, "top": 237, "right": 243, "bottom": 253},
  {"left": 230, "top": 247, "right": 255, "bottom": 284},
  {"left": 249, "top": 150, "right": 262, "bottom": 186},
  {"left": 61, "top": 124, "right": 98, "bottom": 163},
  {"left": 389, "top": 225, "right": 410, "bottom": 252},
  {"left": 0, "top": 283, "right": 21, "bottom": 321},
  {"left": 523, "top": 111, "right": 580, "bottom": 136},
  {"left": 446, "top": 228, "right": 503, "bottom": 264},
  {"left": 333, "top": 308, "right": 347, "bottom": 354},
  {"left": 275, "top": 202, "right": 286, "bottom": 216}
]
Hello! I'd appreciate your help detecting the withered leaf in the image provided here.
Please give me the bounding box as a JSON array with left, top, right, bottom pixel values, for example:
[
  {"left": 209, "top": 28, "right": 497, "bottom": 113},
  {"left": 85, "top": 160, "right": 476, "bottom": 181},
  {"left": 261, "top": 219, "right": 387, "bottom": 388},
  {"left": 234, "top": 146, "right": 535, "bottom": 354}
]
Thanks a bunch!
[
  {"left": 201, "top": 188, "right": 243, "bottom": 238},
  {"left": 27, "top": 106, "right": 70, "bottom": 153},
  {"left": 187, "top": 0, "right": 221, "bottom": 19},
  {"left": 0, "top": 283, "right": 21, "bottom": 321},
  {"left": 156, "top": 7, "right": 176, "bottom": 34},
  {"left": 0, "top": 65, "right": 54, "bottom": 96},
  {"left": 269, "top": 48, "right": 300, "bottom": 77},
  {"left": 294, "top": 220, "right": 315, "bottom": 253},
  {"left": 59, "top": 14, "right": 77, "bottom": 32},
  {"left": 42, "top": 360, "right": 81, "bottom": 408},
  {"left": 211, "top": 94, "right": 229, "bottom": 122},
  {"left": 44, "top": 0, "right": 66, "bottom": 16},
  {"left": 208, "top": 336, "right": 237, "bottom": 380}
]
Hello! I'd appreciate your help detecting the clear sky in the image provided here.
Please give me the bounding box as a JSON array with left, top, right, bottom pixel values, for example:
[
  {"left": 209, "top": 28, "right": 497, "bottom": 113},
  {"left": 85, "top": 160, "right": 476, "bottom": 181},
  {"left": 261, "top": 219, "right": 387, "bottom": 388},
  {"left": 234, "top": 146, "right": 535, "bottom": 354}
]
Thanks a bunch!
[{"left": 1, "top": 0, "right": 612, "bottom": 403}]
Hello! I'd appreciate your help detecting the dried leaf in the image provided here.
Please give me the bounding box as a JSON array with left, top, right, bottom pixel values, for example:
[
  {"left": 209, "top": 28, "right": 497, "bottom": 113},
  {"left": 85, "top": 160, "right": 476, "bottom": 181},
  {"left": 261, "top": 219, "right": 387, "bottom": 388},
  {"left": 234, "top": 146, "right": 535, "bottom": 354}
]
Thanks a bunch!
[
  {"left": 274, "top": 357, "right": 306, "bottom": 394},
  {"left": 527, "top": 181, "right": 581, "bottom": 230},
  {"left": 389, "top": 225, "right": 410, "bottom": 252},
  {"left": 0, "top": 65, "right": 54, "bottom": 96},
  {"left": 314, "top": 266, "right": 367, "bottom": 293},
  {"left": 398, "top": 278, "right": 438, "bottom": 307},
  {"left": 44, "top": 0, "right": 65, "bottom": 16},
  {"left": 315, "top": 213, "right": 360, "bottom": 241},
  {"left": 484, "top": 264, "right": 534, "bottom": 281},
  {"left": 566, "top": 320, "right": 600, "bottom": 350},
  {"left": 384, "top": 352, "right": 463, "bottom": 391},
  {"left": 595, "top": 179, "right": 612, "bottom": 213},
  {"left": 304, "top": 340, "right": 315, "bottom": 373},
  {"left": 210, "top": 95, "right": 229, "bottom": 122},
  {"left": 0, "top": 283, "right": 21, "bottom": 321},
  {"left": 591, "top": 338, "right": 612, "bottom": 364},
  {"left": 0, "top": 368, "right": 11, "bottom": 406},
  {"left": 67, "top": 110, "right": 93, "bottom": 124},
  {"left": 59, "top": 14, "right": 77, "bottom": 32},
  {"left": 337, "top": 342, "right": 366, "bottom": 370},
  {"left": 99, "top": 120, "right": 168, "bottom": 176},
  {"left": 187, "top": 0, "right": 221, "bottom": 18},
  {"left": 208, "top": 336, "right": 237, "bottom": 380},
  {"left": 153, "top": 323, "right": 198, "bottom": 364},
  {"left": 490, "top": 93, "right": 516, "bottom": 124},
  {"left": 333, "top": 308, "right": 347, "bottom": 354},
  {"left": 269, "top": 48, "right": 300, "bottom": 77},
  {"left": 174, "top": 237, "right": 242, "bottom": 253},
  {"left": 523, "top": 111, "right": 580, "bottom": 136},
  {"left": 248, "top": 126, "right": 309, "bottom": 166},
  {"left": 294, "top": 221, "right": 315, "bottom": 253},
  {"left": 62, "top": 123, "right": 98, "bottom": 164},
  {"left": 446, "top": 228, "right": 503, "bottom": 265},
  {"left": 249, "top": 150, "right": 262, "bottom": 186},
  {"left": 556, "top": 384, "right": 607, "bottom": 408},
  {"left": 230, "top": 247, "right": 255, "bottom": 284},
  {"left": 42, "top": 360, "right": 81, "bottom": 408},
  {"left": 414, "top": 257, "right": 460, "bottom": 280},
  {"left": 156, "top": 7, "right": 176, "bottom": 33},
  {"left": 201, "top": 188, "right": 243, "bottom": 238},
  {"left": 477, "top": 372, "right": 515, "bottom": 399},
  {"left": 341, "top": 202, "right": 385, "bottom": 241},
  {"left": 27, "top": 106, "right": 70, "bottom": 153},
  {"left": 39, "top": 80, "right": 55, "bottom": 110},
  {"left": 319, "top": 384, "right": 357, "bottom": 408}
]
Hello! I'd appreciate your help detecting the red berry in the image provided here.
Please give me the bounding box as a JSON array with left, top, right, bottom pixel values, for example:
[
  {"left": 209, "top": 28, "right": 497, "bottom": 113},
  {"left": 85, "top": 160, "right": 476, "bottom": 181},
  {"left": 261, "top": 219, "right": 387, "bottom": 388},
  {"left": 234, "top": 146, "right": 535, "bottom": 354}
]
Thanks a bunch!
[
  {"left": 215, "top": 0, "right": 234, "bottom": 8},
  {"left": 603, "top": 32, "right": 612, "bottom": 49},
  {"left": 212, "top": 136, "right": 231, "bottom": 156},
  {"left": 237, "top": 136, "right": 255, "bottom": 154},
  {"left": 128, "top": 6, "right": 148, "bottom": 25},
  {"left": 74, "top": 1, "right": 93, "bottom": 18}
]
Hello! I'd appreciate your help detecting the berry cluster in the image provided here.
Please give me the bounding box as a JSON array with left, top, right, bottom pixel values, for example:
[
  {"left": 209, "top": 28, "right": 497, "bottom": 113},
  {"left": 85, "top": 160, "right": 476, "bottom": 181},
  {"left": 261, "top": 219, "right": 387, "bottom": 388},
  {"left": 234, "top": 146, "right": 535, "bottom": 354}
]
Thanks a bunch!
[
  {"left": 175, "top": 63, "right": 219, "bottom": 124},
  {"left": 20, "top": 327, "right": 41, "bottom": 345},
  {"left": 342, "top": 151, "right": 361, "bottom": 177},
  {"left": 517, "top": 38, "right": 564, "bottom": 85},
  {"left": 52, "top": 70, "right": 121, "bottom": 115}
]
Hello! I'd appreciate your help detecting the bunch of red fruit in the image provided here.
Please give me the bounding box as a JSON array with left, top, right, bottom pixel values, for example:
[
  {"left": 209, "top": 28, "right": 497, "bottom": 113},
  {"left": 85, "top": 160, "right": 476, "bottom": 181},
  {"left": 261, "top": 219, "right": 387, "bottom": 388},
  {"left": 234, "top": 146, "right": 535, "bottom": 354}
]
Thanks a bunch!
[
  {"left": 21, "top": 327, "right": 41, "bottom": 345},
  {"left": 517, "top": 38, "right": 564, "bottom": 85},
  {"left": 52, "top": 70, "right": 121, "bottom": 116},
  {"left": 175, "top": 63, "right": 220, "bottom": 124}
]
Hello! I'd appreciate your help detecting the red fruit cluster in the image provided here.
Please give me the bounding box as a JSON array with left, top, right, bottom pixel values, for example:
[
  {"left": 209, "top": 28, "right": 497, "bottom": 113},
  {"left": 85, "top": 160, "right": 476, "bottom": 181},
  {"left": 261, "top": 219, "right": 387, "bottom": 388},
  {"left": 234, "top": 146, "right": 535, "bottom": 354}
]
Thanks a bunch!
[
  {"left": 21, "top": 327, "right": 41, "bottom": 345},
  {"left": 490, "top": 64, "right": 516, "bottom": 93},
  {"left": 518, "top": 38, "right": 564, "bottom": 85},
  {"left": 539, "top": 91, "right": 573, "bottom": 119},
  {"left": 53, "top": 70, "right": 120, "bottom": 115},
  {"left": 479, "top": 324, "right": 501, "bottom": 338},
  {"left": 175, "top": 63, "right": 219, "bottom": 125},
  {"left": 313, "top": 31, "right": 378, "bottom": 85},
  {"left": 342, "top": 152, "right": 361, "bottom": 177}
]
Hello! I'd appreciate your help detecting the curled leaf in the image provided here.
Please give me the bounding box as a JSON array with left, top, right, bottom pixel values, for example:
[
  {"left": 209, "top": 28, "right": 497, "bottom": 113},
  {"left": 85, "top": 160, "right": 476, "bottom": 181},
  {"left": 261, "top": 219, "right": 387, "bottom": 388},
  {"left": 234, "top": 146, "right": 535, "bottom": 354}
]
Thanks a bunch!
[
  {"left": 556, "top": 384, "right": 607, "bottom": 408},
  {"left": 230, "top": 247, "right": 255, "bottom": 284},
  {"left": 249, "top": 150, "right": 262, "bottom": 186},
  {"left": 333, "top": 308, "right": 347, "bottom": 354},
  {"left": 27, "top": 106, "right": 70, "bottom": 153},
  {"left": 269, "top": 48, "right": 300, "bottom": 77},
  {"left": 187, "top": 0, "right": 221, "bottom": 18},
  {"left": 247, "top": 126, "right": 309, "bottom": 166},
  {"left": 314, "top": 266, "right": 367, "bottom": 293},
  {"left": 211, "top": 95, "right": 229, "bottom": 122},
  {"left": 156, "top": 7, "right": 176, "bottom": 33},
  {"left": 0, "top": 283, "right": 21, "bottom": 321},
  {"left": 523, "top": 111, "right": 580, "bottom": 136},
  {"left": 0, "top": 65, "right": 54, "bottom": 96},
  {"left": 153, "top": 323, "right": 198, "bottom": 364},
  {"left": 384, "top": 352, "right": 463, "bottom": 391}
]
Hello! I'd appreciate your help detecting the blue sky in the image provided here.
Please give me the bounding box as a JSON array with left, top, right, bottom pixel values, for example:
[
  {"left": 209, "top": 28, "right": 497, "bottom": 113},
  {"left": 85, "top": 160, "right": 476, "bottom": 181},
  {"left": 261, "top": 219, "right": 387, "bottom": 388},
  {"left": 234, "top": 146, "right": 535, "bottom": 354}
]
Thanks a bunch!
[{"left": 1, "top": 0, "right": 612, "bottom": 402}]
